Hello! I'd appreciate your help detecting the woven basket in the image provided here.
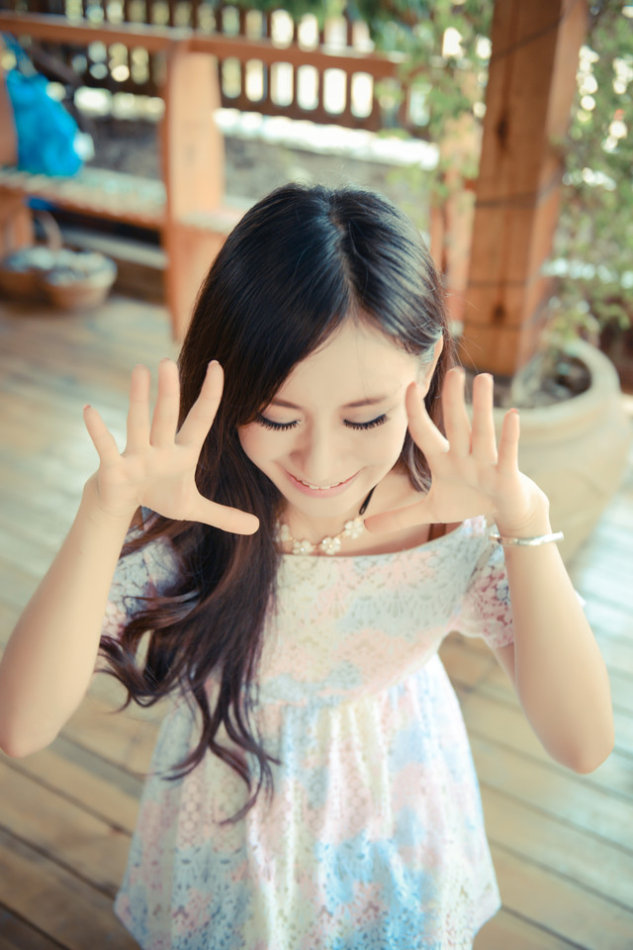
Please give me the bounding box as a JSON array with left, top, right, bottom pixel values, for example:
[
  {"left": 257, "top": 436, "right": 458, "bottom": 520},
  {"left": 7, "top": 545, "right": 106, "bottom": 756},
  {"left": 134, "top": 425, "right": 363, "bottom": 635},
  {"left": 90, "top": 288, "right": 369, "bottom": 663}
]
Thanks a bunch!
[
  {"left": 0, "top": 258, "right": 41, "bottom": 298},
  {"left": 0, "top": 212, "right": 116, "bottom": 309},
  {"left": 0, "top": 211, "right": 63, "bottom": 300},
  {"left": 40, "top": 254, "right": 117, "bottom": 310}
]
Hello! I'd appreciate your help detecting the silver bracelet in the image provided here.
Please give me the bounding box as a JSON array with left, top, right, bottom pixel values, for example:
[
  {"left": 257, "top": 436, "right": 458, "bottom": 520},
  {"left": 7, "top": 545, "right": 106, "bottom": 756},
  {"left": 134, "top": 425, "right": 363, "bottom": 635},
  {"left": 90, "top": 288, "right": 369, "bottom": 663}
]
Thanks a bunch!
[{"left": 489, "top": 530, "right": 564, "bottom": 547}]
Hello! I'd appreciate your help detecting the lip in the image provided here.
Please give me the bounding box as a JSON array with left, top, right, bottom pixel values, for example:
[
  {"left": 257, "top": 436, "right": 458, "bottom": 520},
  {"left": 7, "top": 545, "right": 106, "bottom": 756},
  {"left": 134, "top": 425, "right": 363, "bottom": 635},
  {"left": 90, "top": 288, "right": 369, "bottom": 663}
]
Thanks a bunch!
[{"left": 285, "top": 469, "right": 359, "bottom": 498}]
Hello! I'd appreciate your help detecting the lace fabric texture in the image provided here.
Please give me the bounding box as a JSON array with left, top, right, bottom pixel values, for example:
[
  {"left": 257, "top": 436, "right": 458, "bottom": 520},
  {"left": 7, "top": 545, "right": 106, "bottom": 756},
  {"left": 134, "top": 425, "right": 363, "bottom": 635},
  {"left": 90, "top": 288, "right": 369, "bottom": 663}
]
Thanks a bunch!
[{"left": 105, "top": 516, "right": 514, "bottom": 949}]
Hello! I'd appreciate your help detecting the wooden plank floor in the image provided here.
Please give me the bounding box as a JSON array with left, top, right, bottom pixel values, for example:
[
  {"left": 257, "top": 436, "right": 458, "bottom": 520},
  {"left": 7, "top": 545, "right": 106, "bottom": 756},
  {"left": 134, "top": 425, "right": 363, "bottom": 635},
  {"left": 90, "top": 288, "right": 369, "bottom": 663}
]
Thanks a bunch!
[{"left": 0, "top": 295, "right": 632, "bottom": 949}]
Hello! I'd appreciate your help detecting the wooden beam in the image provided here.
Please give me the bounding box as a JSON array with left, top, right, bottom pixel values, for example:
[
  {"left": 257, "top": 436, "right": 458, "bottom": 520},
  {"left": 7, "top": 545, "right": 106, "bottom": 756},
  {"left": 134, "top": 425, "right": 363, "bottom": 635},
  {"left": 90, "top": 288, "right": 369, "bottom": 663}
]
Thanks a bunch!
[
  {"left": 0, "top": 12, "right": 405, "bottom": 78},
  {"left": 460, "top": 0, "right": 588, "bottom": 377},
  {"left": 0, "top": 12, "right": 190, "bottom": 51}
]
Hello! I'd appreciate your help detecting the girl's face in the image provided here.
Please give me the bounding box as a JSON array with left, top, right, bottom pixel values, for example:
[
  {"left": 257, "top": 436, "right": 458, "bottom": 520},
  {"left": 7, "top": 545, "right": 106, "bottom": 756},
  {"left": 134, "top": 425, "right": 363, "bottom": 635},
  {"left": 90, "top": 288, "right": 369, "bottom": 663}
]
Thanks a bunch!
[{"left": 238, "top": 318, "right": 441, "bottom": 536}]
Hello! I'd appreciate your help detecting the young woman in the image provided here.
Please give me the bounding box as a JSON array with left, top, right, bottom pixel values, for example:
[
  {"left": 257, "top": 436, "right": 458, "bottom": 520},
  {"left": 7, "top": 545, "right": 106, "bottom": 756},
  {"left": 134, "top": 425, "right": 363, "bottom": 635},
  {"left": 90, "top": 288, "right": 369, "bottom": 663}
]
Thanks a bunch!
[{"left": 0, "top": 184, "right": 613, "bottom": 949}]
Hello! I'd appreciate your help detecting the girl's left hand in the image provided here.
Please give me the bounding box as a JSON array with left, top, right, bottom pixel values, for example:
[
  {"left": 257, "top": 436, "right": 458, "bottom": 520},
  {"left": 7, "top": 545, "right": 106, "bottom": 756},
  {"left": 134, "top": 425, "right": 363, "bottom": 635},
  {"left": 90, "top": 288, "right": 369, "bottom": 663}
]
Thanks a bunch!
[{"left": 365, "top": 368, "right": 549, "bottom": 537}]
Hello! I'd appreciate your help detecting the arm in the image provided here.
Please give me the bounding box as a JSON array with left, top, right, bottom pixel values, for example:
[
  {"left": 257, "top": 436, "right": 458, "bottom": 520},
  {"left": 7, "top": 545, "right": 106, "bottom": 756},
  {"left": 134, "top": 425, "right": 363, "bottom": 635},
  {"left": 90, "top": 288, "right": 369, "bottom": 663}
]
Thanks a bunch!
[
  {"left": 491, "top": 500, "right": 613, "bottom": 774},
  {"left": 0, "top": 359, "right": 259, "bottom": 759},
  {"left": 0, "top": 478, "right": 135, "bottom": 757},
  {"left": 365, "top": 368, "right": 614, "bottom": 774}
]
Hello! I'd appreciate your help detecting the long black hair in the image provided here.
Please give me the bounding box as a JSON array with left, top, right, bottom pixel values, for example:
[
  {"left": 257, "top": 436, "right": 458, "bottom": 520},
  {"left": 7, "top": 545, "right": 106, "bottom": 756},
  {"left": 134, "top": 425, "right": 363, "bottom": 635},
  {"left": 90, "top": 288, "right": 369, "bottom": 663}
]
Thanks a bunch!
[{"left": 99, "top": 183, "right": 455, "bottom": 819}]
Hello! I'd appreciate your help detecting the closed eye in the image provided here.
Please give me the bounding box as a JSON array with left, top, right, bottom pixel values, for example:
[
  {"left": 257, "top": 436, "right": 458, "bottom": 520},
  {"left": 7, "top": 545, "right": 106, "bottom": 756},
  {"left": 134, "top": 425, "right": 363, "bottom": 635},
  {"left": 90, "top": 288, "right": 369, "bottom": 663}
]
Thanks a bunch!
[
  {"left": 255, "top": 413, "right": 388, "bottom": 431},
  {"left": 345, "top": 414, "right": 388, "bottom": 431},
  {"left": 255, "top": 414, "right": 299, "bottom": 431}
]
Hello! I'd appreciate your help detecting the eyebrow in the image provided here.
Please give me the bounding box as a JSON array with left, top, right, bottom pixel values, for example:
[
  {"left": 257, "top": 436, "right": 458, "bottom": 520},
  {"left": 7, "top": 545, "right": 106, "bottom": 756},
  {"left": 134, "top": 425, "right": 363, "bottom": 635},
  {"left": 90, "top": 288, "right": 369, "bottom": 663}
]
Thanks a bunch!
[{"left": 270, "top": 392, "right": 397, "bottom": 410}]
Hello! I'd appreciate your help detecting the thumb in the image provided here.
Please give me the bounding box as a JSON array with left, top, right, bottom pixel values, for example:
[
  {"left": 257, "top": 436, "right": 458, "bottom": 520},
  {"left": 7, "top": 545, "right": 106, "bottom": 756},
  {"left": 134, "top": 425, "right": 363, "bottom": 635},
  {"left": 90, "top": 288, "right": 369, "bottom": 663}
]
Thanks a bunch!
[
  {"left": 364, "top": 497, "right": 432, "bottom": 535},
  {"left": 194, "top": 498, "right": 260, "bottom": 535}
]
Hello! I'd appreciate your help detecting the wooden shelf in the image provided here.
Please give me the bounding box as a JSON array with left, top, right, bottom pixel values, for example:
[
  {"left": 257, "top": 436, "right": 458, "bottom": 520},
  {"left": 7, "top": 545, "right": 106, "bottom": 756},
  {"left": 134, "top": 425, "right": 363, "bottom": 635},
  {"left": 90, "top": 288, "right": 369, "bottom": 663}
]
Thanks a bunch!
[{"left": 0, "top": 167, "right": 166, "bottom": 230}]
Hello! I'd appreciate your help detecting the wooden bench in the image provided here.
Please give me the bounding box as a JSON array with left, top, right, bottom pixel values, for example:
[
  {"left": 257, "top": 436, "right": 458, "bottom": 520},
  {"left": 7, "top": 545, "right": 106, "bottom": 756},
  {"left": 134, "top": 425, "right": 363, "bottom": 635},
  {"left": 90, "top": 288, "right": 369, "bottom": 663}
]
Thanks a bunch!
[{"left": 0, "top": 12, "right": 248, "bottom": 340}]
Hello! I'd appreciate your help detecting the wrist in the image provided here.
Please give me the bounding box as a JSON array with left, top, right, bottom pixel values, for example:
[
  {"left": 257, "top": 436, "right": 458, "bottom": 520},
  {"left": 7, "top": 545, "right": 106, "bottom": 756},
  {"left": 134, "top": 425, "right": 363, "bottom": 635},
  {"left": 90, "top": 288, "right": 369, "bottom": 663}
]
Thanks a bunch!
[
  {"left": 493, "top": 485, "right": 552, "bottom": 539},
  {"left": 81, "top": 474, "right": 139, "bottom": 530}
]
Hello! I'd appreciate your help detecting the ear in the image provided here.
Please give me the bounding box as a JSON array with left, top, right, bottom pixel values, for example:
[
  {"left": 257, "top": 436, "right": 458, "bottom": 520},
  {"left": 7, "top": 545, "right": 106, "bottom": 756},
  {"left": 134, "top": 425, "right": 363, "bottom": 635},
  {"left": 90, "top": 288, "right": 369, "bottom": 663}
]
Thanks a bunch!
[{"left": 417, "top": 336, "right": 444, "bottom": 396}]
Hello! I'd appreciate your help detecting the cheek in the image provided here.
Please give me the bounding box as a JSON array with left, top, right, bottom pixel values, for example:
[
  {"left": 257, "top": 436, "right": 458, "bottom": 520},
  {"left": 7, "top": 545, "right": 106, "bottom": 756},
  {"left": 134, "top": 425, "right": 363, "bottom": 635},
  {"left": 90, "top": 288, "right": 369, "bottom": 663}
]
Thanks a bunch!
[
  {"left": 238, "top": 425, "right": 268, "bottom": 465},
  {"left": 363, "top": 417, "right": 409, "bottom": 466},
  {"left": 238, "top": 424, "right": 293, "bottom": 468}
]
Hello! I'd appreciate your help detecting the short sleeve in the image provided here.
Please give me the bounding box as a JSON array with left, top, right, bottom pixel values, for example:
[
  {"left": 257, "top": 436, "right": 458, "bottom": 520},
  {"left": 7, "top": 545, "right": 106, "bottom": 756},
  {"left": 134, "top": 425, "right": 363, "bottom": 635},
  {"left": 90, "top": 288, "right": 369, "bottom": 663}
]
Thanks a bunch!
[
  {"left": 454, "top": 535, "right": 514, "bottom": 649},
  {"left": 101, "top": 531, "right": 179, "bottom": 642}
]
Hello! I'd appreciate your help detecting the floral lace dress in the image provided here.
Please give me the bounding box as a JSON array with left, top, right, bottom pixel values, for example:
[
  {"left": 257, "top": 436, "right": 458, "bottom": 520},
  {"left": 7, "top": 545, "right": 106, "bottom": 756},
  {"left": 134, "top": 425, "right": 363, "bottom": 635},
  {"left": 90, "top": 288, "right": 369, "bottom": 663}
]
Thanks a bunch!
[{"left": 104, "top": 516, "right": 514, "bottom": 950}]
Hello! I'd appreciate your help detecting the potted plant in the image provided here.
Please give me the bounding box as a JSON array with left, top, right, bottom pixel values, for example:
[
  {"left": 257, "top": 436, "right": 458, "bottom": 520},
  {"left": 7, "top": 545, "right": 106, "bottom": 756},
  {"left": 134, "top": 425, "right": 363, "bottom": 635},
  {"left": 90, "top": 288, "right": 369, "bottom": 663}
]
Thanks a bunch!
[{"left": 473, "top": 0, "right": 632, "bottom": 561}]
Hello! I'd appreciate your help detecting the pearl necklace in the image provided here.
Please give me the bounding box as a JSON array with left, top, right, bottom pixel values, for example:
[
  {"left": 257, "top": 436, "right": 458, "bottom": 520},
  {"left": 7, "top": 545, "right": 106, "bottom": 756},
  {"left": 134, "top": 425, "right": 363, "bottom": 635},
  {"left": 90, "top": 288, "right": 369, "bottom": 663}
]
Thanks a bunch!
[{"left": 276, "top": 516, "right": 365, "bottom": 555}]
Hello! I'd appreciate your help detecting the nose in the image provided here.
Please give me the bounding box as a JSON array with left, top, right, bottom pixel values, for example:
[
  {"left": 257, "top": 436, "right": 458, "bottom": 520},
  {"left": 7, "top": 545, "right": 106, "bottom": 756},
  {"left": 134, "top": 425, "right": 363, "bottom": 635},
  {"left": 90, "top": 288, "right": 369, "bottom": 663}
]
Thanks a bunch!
[{"left": 290, "top": 422, "right": 347, "bottom": 486}]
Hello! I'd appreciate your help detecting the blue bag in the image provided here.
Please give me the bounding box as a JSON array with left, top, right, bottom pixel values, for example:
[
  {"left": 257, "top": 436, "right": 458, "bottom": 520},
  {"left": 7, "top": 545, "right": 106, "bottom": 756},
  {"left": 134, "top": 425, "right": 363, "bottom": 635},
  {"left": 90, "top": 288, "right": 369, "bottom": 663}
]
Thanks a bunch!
[{"left": 4, "top": 35, "right": 83, "bottom": 177}]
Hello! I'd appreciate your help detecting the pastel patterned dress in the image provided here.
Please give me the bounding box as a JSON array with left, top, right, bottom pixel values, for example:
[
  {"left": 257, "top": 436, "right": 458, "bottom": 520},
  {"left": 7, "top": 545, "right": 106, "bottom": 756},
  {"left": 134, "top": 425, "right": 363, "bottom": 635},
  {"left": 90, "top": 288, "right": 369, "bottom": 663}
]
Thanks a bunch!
[{"left": 104, "top": 515, "right": 514, "bottom": 950}]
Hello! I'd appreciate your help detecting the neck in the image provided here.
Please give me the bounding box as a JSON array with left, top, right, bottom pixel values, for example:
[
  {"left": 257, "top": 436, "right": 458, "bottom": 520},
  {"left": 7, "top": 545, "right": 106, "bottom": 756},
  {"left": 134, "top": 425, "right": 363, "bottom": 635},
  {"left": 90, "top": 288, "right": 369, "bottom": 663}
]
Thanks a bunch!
[
  {"left": 281, "top": 506, "right": 357, "bottom": 544},
  {"left": 281, "top": 487, "right": 376, "bottom": 544}
]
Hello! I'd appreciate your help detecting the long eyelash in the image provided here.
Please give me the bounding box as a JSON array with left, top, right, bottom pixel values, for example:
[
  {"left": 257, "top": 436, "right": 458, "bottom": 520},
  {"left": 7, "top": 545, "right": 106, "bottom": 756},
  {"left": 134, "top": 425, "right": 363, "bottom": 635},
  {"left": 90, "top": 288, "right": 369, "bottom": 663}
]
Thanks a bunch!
[
  {"left": 255, "top": 413, "right": 388, "bottom": 432},
  {"left": 345, "top": 414, "right": 388, "bottom": 431},
  {"left": 255, "top": 414, "right": 299, "bottom": 431}
]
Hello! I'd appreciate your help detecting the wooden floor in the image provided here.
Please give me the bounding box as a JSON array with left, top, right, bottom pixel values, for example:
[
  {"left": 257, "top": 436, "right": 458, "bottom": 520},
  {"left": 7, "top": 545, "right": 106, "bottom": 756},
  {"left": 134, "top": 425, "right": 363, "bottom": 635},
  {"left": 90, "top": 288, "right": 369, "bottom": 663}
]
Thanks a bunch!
[{"left": 0, "top": 294, "right": 632, "bottom": 949}]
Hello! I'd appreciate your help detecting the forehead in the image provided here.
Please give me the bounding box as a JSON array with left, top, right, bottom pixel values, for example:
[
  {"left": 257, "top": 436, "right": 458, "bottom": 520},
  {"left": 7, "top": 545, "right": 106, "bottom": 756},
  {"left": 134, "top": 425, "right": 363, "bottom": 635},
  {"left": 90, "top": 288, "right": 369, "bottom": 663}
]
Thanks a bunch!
[{"left": 275, "top": 320, "right": 418, "bottom": 405}]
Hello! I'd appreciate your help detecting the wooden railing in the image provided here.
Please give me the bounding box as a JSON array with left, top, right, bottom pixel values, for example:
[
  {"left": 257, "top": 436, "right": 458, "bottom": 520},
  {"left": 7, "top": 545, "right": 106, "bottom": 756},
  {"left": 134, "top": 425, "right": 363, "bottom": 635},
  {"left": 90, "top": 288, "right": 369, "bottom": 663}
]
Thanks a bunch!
[{"left": 0, "top": 0, "right": 425, "bottom": 134}]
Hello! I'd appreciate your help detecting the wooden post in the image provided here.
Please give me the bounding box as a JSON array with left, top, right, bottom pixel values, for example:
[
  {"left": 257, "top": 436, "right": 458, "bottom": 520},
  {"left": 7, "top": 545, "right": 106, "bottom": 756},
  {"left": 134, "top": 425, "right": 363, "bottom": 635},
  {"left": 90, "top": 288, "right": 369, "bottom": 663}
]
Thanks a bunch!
[
  {"left": 459, "top": 0, "right": 587, "bottom": 377},
  {"left": 161, "top": 42, "right": 226, "bottom": 340}
]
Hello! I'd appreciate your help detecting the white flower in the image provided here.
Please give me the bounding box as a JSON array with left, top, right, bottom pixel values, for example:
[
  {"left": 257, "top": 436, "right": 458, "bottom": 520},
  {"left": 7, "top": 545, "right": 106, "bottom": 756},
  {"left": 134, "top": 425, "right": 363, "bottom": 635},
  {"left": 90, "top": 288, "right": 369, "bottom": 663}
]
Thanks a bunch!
[
  {"left": 343, "top": 517, "right": 365, "bottom": 540},
  {"left": 293, "top": 539, "right": 316, "bottom": 555},
  {"left": 321, "top": 536, "right": 342, "bottom": 555},
  {"left": 277, "top": 523, "right": 292, "bottom": 543}
]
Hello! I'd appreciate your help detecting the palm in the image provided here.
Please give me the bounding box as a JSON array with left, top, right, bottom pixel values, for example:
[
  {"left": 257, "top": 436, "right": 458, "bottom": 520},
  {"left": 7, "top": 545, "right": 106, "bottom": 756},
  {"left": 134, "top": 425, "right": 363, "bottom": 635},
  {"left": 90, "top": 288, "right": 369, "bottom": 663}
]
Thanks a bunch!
[
  {"left": 83, "top": 360, "right": 259, "bottom": 534},
  {"left": 365, "top": 369, "right": 544, "bottom": 536}
]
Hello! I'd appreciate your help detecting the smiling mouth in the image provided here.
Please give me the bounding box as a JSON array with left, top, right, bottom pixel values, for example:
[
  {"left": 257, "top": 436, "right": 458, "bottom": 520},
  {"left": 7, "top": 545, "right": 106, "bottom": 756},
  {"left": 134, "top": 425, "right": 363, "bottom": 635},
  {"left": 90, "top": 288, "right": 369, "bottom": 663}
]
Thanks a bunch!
[{"left": 289, "top": 472, "right": 357, "bottom": 491}]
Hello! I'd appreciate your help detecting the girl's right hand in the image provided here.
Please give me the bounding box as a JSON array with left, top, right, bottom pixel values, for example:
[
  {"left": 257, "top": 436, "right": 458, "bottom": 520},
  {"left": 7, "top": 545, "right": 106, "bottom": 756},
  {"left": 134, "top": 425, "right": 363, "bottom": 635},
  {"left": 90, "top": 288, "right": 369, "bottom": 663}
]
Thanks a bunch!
[{"left": 83, "top": 359, "right": 260, "bottom": 534}]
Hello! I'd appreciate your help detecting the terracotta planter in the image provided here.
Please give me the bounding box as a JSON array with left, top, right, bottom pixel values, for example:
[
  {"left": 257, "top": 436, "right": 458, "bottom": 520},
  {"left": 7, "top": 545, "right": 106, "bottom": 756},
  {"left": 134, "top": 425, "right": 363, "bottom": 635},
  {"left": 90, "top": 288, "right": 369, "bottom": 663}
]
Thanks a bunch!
[{"left": 494, "top": 339, "right": 631, "bottom": 563}]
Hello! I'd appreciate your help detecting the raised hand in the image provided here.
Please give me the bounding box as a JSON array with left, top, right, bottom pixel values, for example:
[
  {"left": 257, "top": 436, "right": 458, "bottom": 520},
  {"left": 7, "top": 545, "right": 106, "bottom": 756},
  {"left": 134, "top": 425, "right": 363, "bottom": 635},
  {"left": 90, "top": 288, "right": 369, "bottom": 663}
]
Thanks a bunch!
[
  {"left": 83, "top": 359, "right": 259, "bottom": 534},
  {"left": 365, "top": 368, "right": 548, "bottom": 537}
]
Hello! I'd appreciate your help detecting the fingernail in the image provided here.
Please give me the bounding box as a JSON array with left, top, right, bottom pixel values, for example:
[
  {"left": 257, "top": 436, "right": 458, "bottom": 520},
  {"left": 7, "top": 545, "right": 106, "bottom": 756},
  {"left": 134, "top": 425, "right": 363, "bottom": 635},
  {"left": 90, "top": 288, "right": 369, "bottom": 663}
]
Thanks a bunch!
[{"left": 83, "top": 404, "right": 91, "bottom": 411}]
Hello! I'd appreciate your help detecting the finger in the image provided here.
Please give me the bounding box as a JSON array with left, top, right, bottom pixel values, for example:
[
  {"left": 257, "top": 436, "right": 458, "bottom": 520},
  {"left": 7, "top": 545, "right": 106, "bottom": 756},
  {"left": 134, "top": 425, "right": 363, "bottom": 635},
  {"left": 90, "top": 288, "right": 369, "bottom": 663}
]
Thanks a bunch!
[
  {"left": 364, "top": 498, "right": 431, "bottom": 535},
  {"left": 83, "top": 405, "right": 121, "bottom": 465},
  {"left": 498, "top": 408, "right": 520, "bottom": 471},
  {"left": 405, "top": 382, "right": 449, "bottom": 457},
  {"left": 470, "top": 373, "right": 498, "bottom": 464},
  {"left": 442, "top": 367, "right": 471, "bottom": 456},
  {"left": 150, "top": 359, "right": 181, "bottom": 448},
  {"left": 177, "top": 360, "right": 223, "bottom": 448},
  {"left": 126, "top": 364, "right": 151, "bottom": 453},
  {"left": 195, "top": 498, "right": 260, "bottom": 535}
]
